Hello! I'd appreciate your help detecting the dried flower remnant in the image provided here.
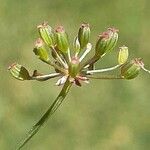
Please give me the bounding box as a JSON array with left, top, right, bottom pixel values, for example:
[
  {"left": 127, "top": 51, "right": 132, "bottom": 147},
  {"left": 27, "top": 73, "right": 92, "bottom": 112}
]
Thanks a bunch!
[{"left": 8, "top": 22, "right": 150, "bottom": 150}]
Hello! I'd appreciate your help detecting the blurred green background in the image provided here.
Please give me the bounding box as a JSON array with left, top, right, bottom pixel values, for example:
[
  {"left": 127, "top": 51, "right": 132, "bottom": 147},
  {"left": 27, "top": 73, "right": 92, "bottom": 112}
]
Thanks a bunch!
[{"left": 0, "top": 0, "right": 150, "bottom": 149}]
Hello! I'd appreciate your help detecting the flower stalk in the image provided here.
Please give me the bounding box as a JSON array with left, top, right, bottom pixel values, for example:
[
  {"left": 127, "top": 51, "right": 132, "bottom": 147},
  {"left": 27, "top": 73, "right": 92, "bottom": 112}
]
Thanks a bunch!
[{"left": 86, "top": 64, "right": 121, "bottom": 74}]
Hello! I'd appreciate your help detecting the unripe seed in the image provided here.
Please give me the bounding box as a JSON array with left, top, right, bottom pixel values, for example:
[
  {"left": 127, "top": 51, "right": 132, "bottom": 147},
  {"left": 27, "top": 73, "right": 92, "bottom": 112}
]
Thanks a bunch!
[
  {"left": 37, "top": 22, "right": 55, "bottom": 47},
  {"left": 33, "top": 38, "right": 50, "bottom": 63},
  {"left": 121, "top": 58, "right": 143, "bottom": 79},
  {"left": 69, "top": 57, "right": 80, "bottom": 78},
  {"left": 55, "top": 26, "right": 69, "bottom": 54},
  {"left": 95, "top": 28, "right": 118, "bottom": 58},
  {"left": 78, "top": 23, "right": 90, "bottom": 49},
  {"left": 8, "top": 63, "right": 31, "bottom": 80}
]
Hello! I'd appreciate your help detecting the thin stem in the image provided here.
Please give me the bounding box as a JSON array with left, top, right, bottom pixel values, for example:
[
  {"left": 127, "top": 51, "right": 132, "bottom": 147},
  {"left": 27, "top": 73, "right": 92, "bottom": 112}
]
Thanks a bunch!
[
  {"left": 51, "top": 47, "right": 68, "bottom": 69},
  {"left": 141, "top": 66, "right": 150, "bottom": 74},
  {"left": 16, "top": 77, "right": 72, "bottom": 150},
  {"left": 79, "top": 43, "right": 92, "bottom": 62},
  {"left": 87, "top": 75, "right": 124, "bottom": 80},
  {"left": 67, "top": 48, "right": 71, "bottom": 62},
  {"left": 75, "top": 51, "right": 79, "bottom": 57},
  {"left": 80, "top": 53, "right": 107, "bottom": 70},
  {"left": 79, "top": 55, "right": 100, "bottom": 71},
  {"left": 86, "top": 65, "right": 121, "bottom": 74},
  {"left": 47, "top": 61, "right": 67, "bottom": 74},
  {"left": 75, "top": 46, "right": 84, "bottom": 57},
  {"left": 32, "top": 73, "right": 61, "bottom": 81}
]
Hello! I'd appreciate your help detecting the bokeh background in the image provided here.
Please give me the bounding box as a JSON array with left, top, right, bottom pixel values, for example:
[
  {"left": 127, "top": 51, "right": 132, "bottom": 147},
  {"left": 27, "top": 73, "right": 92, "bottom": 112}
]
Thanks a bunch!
[{"left": 0, "top": 0, "right": 150, "bottom": 149}]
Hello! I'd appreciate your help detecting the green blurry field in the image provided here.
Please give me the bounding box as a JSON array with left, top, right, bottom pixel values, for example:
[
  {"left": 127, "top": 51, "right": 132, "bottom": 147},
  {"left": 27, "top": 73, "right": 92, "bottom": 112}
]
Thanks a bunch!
[{"left": 0, "top": 0, "right": 150, "bottom": 149}]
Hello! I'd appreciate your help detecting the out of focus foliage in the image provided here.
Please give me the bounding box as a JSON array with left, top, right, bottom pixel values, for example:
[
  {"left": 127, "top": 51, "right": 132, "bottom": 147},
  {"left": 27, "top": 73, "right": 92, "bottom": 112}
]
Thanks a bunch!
[{"left": 0, "top": 0, "right": 150, "bottom": 149}]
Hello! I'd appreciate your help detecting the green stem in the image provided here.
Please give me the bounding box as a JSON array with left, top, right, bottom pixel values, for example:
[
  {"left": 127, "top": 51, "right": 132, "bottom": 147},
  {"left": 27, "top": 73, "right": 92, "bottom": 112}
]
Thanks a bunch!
[
  {"left": 47, "top": 61, "right": 67, "bottom": 74},
  {"left": 87, "top": 75, "right": 124, "bottom": 79},
  {"left": 32, "top": 73, "right": 61, "bottom": 81},
  {"left": 86, "top": 65, "right": 121, "bottom": 74},
  {"left": 79, "top": 43, "right": 92, "bottom": 62},
  {"left": 141, "top": 66, "right": 150, "bottom": 74},
  {"left": 79, "top": 54, "right": 103, "bottom": 71},
  {"left": 16, "top": 77, "right": 72, "bottom": 150},
  {"left": 51, "top": 47, "right": 68, "bottom": 69}
]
